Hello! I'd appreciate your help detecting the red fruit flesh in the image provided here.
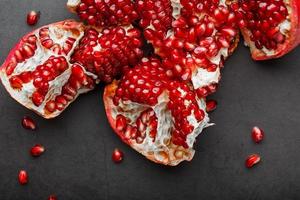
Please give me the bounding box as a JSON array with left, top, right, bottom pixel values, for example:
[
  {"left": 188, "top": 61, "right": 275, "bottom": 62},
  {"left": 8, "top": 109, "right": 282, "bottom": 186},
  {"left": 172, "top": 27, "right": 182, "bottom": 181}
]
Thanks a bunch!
[
  {"left": 233, "top": 0, "right": 300, "bottom": 60},
  {"left": 0, "top": 20, "right": 143, "bottom": 118},
  {"left": 112, "top": 148, "right": 124, "bottom": 163},
  {"left": 18, "top": 170, "right": 28, "bottom": 185},
  {"left": 67, "top": 0, "right": 139, "bottom": 26},
  {"left": 251, "top": 126, "right": 264, "bottom": 143},
  {"left": 22, "top": 116, "right": 36, "bottom": 130},
  {"left": 104, "top": 58, "right": 210, "bottom": 166},
  {"left": 30, "top": 144, "right": 45, "bottom": 157},
  {"left": 136, "top": 0, "right": 239, "bottom": 96},
  {"left": 245, "top": 154, "right": 261, "bottom": 168},
  {"left": 27, "top": 11, "right": 40, "bottom": 26}
]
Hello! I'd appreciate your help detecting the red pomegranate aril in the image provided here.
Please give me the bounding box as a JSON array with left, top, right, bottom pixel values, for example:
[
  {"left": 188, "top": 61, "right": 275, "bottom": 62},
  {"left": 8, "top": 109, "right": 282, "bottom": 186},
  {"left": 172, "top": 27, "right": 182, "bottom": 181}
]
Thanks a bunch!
[
  {"left": 206, "top": 99, "right": 217, "bottom": 112},
  {"left": 18, "top": 170, "right": 28, "bottom": 185},
  {"left": 22, "top": 116, "right": 36, "bottom": 130},
  {"left": 245, "top": 154, "right": 261, "bottom": 168},
  {"left": 9, "top": 76, "right": 23, "bottom": 89},
  {"left": 48, "top": 195, "right": 57, "bottom": 200},
  {"left": 251, "top": 126, "right": 264, "bottom": 143},
  {"left": 30, "top": 144, "right": 45, "bottom": 157},
  {"left": 27, "top": 11, "right": 40, "bottom": 26},
  {"left": 32, "top": 91, "right": 44, "bottom": 106},
  {"left": 112, "top": 148, "right": 124, "bottom": 163}
]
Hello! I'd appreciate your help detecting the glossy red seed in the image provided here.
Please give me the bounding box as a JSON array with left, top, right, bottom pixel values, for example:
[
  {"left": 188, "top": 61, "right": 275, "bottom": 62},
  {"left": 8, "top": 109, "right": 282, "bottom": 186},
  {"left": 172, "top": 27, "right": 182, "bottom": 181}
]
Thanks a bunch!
[
  {"left": 48, "top": 195, "right": 57, "bottom": 200},
  {"left": 206, "top": 99, "right": 217, "bottom": 112},
  {"left": 30, "top": 144, "right": 45, "bottom": 157},
  {"left": 22, "top": 116, "right": 36, "bottom": 130},
  {"left": 112, "top": 148, "right": 124, "bottom": 163},
  {"left": 245, "top": 154, "right": 261, "bottom": 168},
  {"left": 27, "top": 11, "right": 40, "bottom": 26},
  {"left": 251, "top": 126, "right": 265, "bottom": 143},
  {"left": 18, "top": 170, "right": 28, "bottom": 185}
]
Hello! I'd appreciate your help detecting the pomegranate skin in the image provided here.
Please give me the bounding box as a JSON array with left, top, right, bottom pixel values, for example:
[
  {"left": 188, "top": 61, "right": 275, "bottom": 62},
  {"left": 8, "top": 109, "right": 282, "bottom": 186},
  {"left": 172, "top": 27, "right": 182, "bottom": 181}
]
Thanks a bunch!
[{"left": 239, "top": 0, "right": 300, "bottom": 60}]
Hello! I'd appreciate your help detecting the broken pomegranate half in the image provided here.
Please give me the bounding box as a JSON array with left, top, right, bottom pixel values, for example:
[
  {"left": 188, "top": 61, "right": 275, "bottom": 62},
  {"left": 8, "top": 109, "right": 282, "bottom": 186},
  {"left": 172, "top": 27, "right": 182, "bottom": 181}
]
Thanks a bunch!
[
  {"left": 233, "top": 0, "right": 300, "bottom": 60},
  {"left": 0, "top": 20, "right": 143, "bottom": 118},
  {"left": 104, "top": 58, "right": 210, "bottom": 166},
  {"left": 136, "top": 0, "right": 240, "bottom": 98}
]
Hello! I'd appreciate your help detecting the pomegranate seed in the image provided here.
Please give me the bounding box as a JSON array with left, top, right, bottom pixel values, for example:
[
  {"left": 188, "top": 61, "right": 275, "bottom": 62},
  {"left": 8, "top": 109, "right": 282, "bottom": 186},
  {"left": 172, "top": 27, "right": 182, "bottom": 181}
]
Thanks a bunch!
[
  {"left": 30, "top": 144, "right": 45, "bottom": 157},
  {"left": 112, "top": 148, "right": 124, "bottom": 163},
  {"left": 18, "top": 170, "right": 28, "bottom": 185},
  {"left": 48, "top": 195, "right": 57, "bottom": 200},
  {"left": 27, "top": 11, "right": 40, "bottom": 26},
  {"left": 251, "top": 126, "right": 264, "bottom": 143},
  {"left": 22, "top": 116, "right": 36, "bottom": 130},
  {"left": 206, "top": 99, "right": 217, "bottom": 112},
  {"left": 245, "top": 154, "right": 261, "bottom": 168}
]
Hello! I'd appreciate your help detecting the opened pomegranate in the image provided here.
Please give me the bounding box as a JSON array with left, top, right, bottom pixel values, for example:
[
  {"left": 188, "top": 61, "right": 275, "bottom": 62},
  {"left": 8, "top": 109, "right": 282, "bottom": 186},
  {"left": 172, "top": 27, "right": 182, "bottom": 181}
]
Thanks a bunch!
[
  {"left": 67, "top": 0, "right": 139, "bottom": 26},
  {"left": 104, "top": 58, "right": 211, "bottom": 166},
  {"left": 0, "top": 20, "right": 143, "bottom": 118},
  {"left": 233, "top": 0, "right": 300, "bottom": 60},
  {"left": 136, "top": 0, "right": 240, "bottom": 98}
]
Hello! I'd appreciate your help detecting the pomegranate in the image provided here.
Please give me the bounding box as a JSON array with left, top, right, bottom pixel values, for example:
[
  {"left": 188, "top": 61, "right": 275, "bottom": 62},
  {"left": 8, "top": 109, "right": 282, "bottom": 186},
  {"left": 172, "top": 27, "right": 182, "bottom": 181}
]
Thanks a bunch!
[
  {"left": 251, "top": 126, "right": 264, "bottom": 143},
  {"left": 112, "top": 148, "right": 124, "bottom": 163},
  {"left": 67, "top": 0, "right": 139, "bottom": 26},
  {"left": 27, "top": 11, "right": 40, "bottom": 26},
  {"left": 245, "top": 154, "right": 261, "bottom": 168},
  {"left": 104, "top": 58, "right": 211, "bottom": 166},
  {"left": 0, "top": 20, "right": 143, "bottom": 118},
  {"left": 136, "top": 0, "right": 240, "bottom": 97},
  {"left": 18, "top": 170, "right": 28, "bottom": 185},
  {"left": 233, "top": 0, "right": 300, "bottom": 60}
]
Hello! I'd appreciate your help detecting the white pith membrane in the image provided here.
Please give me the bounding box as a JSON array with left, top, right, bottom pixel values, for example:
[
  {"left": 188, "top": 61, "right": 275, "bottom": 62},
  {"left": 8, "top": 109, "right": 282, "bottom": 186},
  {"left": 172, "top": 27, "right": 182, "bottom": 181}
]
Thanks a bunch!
[
  {"left": 0, "top": 21, "right": 98, "bottom": 118},
  {"left": 240, "top": 0, "right": 292, "bottom": 56},
  {"left": 144, "top": 0, "right": 237, "bottom": 91}
]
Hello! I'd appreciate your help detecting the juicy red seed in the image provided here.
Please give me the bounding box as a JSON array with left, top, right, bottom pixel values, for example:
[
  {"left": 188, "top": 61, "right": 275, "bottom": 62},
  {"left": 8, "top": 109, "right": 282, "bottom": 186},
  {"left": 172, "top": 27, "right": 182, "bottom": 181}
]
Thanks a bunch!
[
  {"left": 48, "top": 195, "right": 57, "bottom": 200},
  {"left": 30, "top": 144, "right": 45, "bottom": 157},
  {"left": 18, "top": 170, "right": 28, "bottom": 185},
  {"left": 245, "top": 154, "right": 261, "bottom": 168},
  {"left": 206, "top": 99, "right": 217, "bottom": 112},
  {"left": 22, "top": 116, "right": 36, "bottom": 130},
  {"left": 251, "top": 126, "right": 264, "bottom": 143},
  {"left": 27, "top": 11, "right": 40, "bottom": 26},
  {"left": 32, "top": 91, "right": 44, "bottom": 106},
  {"left": 112, "top": 148, "right": 124, "bottom": 163}
]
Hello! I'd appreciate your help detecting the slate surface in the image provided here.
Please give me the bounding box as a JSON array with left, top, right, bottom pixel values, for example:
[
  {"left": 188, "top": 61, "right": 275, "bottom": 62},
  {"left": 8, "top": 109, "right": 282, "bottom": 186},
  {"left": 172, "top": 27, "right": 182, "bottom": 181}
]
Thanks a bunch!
[{"left": 0, "top": 0, "right": 299, "bottom": 199}]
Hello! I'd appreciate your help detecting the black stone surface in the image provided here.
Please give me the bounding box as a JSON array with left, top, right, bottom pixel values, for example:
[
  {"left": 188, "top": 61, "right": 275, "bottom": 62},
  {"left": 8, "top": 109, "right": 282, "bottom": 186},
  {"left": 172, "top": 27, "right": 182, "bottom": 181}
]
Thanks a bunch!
[{"left": 0, "top": 0, "right": 299, "bottom": 199}]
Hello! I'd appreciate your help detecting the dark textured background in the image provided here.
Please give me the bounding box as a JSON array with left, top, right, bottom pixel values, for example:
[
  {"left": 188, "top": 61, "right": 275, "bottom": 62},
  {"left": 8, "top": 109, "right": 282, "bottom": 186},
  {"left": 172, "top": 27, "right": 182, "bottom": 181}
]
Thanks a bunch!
[{"left": 0, "top": 0, "right": 299, "bottom": 199}]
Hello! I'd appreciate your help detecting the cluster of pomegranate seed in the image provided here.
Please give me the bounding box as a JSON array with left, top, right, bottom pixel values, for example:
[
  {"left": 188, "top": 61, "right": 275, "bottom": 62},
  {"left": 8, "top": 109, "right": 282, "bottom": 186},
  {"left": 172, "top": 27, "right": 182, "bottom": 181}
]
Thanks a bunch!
[
  {"left": 71, "top": 26, "right": 143, "bottom": 83},
  {"left": 27, "top": 11, "right": 40, "bottom": 26},
  {"left": 232, "top": 0, "right": 289, "bottom": 50},
  {"left": 74, "top": 0, "right": 139, "bottom": 26},
  {"left": 245, "top": 126, "right": 265, "bottom": 168}
]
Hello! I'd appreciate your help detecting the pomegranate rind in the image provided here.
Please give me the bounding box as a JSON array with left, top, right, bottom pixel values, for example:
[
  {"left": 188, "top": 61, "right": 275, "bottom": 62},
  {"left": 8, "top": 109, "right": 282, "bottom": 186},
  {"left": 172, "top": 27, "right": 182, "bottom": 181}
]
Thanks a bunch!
[
  {"left": 241, "top": 0, "right": 300, "bottom": 60},
  {"left": 104, "top": 80, "right": 210, "bottom": 166},
  {"left": 0, "top": 20, "right": 93, "bottom": 119}
]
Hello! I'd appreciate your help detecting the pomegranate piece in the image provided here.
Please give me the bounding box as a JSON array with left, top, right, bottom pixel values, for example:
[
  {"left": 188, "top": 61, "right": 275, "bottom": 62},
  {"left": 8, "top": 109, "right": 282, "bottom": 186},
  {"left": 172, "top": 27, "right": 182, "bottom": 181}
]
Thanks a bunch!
[
  {"left": 48, "top": 195, "right": 57, "bottom": 200},
  {"left": 136, "top": 0, "right": 240, "bottom": 97},
  {"left": 206, "top": 99, "right": 217, "bottom": 112},
  {"left": 232, "top": 0, "right": 300, "bottom": 60},
  {"left": 104, "top": 58, "right": 210, "bottom": 166},
  {"left": 18, "top": 170, "right": 28, "bottom": 185},
  {"left": 112, "top": 148, "right": 124, "bottom": 163},
  {"left": 245, "top": 154, "right": 261, "bottom": 168},
  {"left": 22, "top": 116, "right": 36, "bottom": 130},
  {"left": 27, "top": 11, "right": 40, "bottom": 26},
  {"left": 251, "top": 126, "right": 264, "bottom": 143},
  {"left": 30, "top": 144, "right": 45, "bottom": 157},
  {"left": 67, "top": 0, "right": 139, "bottom": 26}
]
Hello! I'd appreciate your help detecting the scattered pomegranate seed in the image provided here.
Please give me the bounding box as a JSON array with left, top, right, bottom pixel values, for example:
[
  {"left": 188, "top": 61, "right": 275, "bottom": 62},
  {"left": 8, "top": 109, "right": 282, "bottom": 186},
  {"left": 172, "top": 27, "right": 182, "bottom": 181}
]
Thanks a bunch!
[
  {"left": 112, "top": 148, "right": 124, "bottom": 163},
  {"left": 30, "top": 144, "right": 45, "bottom": 157},
  {"left": 27, "top": 11, "right": 40, "bottom": 26},
  {"left": 22, "top": 116, "right": 36, "bottom": 130},
  {"left": 48, "top": 195, "right": 57, "bottom": 200},
  {"left": 251, "top": 126, "right": 264, "bottom": 143},
  {"left": 206, "top": 99, "right": 217, "bottom": 112},
  {"left": 18, "top": 170, "right": 28, "bottom": 185},
  {"left": 245, "top": 154, "right": 261, "bottom": 168}
]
